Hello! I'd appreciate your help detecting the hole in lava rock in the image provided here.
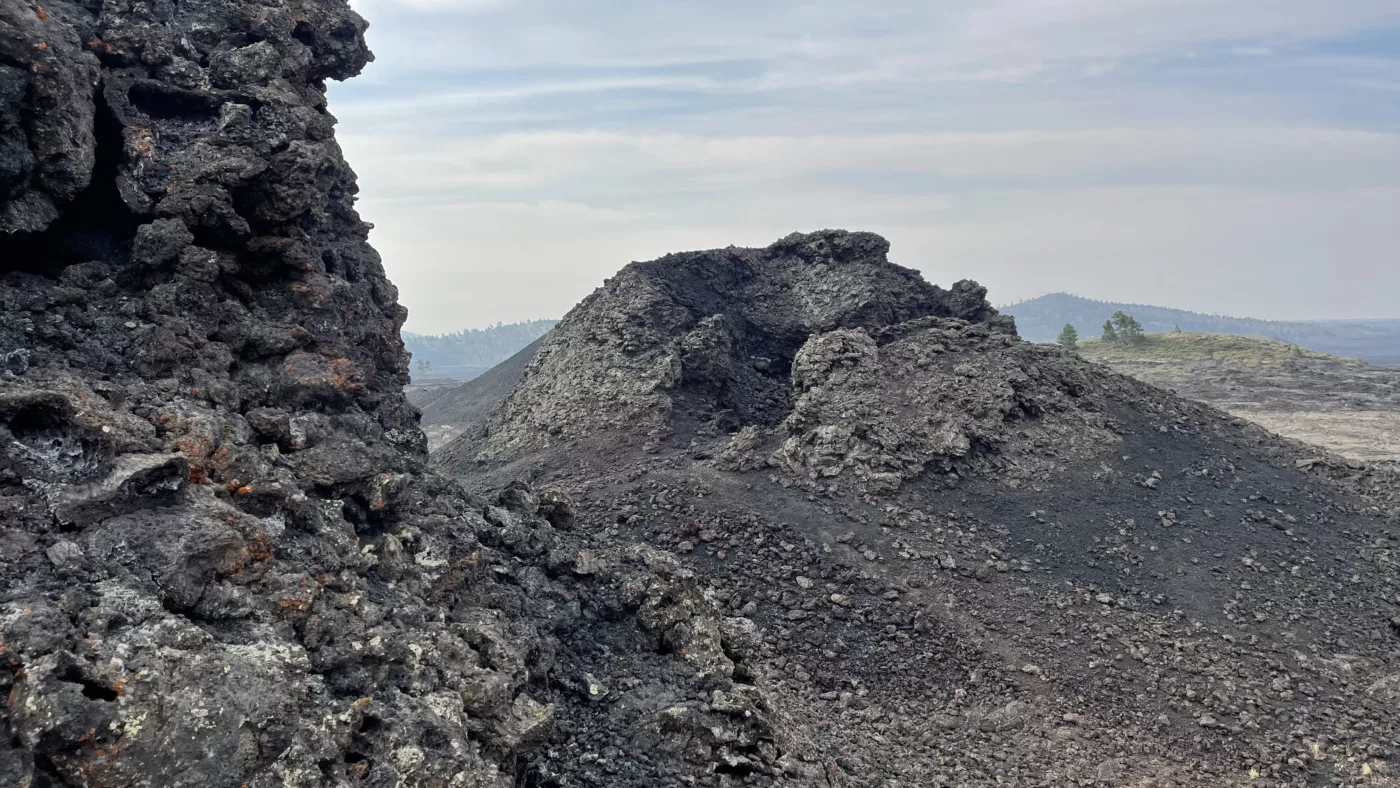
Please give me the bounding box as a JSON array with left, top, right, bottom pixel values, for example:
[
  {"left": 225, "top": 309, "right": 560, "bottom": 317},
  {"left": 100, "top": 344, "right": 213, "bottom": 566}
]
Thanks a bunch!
[
  {"left": 345, "top": 492, "right": 396, "bottom": 538},
  {"left": 58, "top": 665, "right": 119, "bottom": 702},
  {"left": 357, "top": 715, "right": 384, "bottom": 734},
  {"left": 713, "top": 759, "right": 758, "bottom": 777},
  {"left": 127, "top": 81, "right": 222, "bottom": 120},
  {"left": 3, "top": 400, "right": 108, "bottom": 483},
  {"left": 291, "top": 21, "right": 317, "bottom": 46},
  {"left": 0, "top": 91, "right": 138, "bottom": 276},
  {"left": 345, "top": 715, "right": 381, "bottom": 772}
]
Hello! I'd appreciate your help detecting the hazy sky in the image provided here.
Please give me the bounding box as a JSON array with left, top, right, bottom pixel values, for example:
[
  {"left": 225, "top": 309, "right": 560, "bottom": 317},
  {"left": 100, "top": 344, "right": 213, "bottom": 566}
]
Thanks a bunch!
[{"left": 333, "top": 0, "right": 1400, "bottom": 335}]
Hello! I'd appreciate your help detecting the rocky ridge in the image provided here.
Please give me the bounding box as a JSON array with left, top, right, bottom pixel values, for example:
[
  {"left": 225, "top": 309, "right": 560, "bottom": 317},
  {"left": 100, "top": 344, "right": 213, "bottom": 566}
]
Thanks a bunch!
[
  {"left": 468, "top": 231, "right": 999, "bottom": 464},
  {"left": 1, "top": 1, "right": 782, "bottom": 786}
]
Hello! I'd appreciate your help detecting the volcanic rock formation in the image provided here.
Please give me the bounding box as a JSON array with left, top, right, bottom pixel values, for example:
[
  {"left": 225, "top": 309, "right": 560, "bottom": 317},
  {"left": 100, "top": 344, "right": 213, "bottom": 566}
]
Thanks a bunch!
[
  {"left": 5, "top": 0, "right": 1400, "bottom": 784},
  {"left": 440, "top": 232, "right": 1400, "bottom": 786},
  {"left": 470, "top": 231, "right": 1001, "bottom": 465},
  {"left": 1, "top": 2, "right": 776, "bottom": 786}
]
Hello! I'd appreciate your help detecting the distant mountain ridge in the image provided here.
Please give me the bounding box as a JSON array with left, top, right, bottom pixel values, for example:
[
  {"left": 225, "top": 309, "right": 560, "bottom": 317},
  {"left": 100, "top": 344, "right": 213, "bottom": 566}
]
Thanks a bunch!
[
  {"left": 1002, "top": 293, "right": 1400, "bottom": 366},
  {"left": 404, "top": 319, "right": 557, "bottom": 381}
]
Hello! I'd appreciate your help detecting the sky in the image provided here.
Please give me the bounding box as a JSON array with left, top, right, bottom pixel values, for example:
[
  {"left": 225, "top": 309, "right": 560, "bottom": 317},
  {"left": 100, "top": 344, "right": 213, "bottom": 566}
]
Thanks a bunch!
[{"left": 331, "top": 0, "right": 1400, "bottom": 335}]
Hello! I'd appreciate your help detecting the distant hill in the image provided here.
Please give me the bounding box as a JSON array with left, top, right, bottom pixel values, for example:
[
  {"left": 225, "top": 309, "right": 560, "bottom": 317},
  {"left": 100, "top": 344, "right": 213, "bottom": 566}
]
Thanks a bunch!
[
  {"left": 403, "top": 319, "right": 557, "bottom": 381},
  {"left": 1314, "top": 318, "right": 1400, "bottom": 330},
  {"left": 1002, "top": 293, "right": 1400, "bottom": 366}
]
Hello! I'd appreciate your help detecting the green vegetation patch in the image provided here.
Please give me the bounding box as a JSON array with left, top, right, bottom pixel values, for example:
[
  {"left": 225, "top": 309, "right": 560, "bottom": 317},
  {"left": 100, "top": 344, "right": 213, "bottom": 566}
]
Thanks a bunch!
[{"left": 1077, "top": 332, "right": 1358, "bottom": 366}]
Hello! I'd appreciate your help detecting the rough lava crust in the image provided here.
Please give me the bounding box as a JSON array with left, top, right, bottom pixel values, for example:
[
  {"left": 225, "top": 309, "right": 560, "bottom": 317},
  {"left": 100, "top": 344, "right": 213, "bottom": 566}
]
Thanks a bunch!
[{"left": 1, "top": 1, "right": 780, "bottom": 786}]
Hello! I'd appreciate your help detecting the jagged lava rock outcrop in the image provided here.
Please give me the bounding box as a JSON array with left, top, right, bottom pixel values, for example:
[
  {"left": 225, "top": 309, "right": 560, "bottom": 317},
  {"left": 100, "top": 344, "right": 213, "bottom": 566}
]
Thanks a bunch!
[
  {"left": 458, "top": 230, "right": 1001, "bottom": 464},
  {"left": 448, "top": 230, "right": 1126, "bottom": 494},
  {"left": 2, "top": 2, "right": 780, "bottom": 786},
  {"left": 442, "top": 231, "right": 1400, "bottom": 786}
]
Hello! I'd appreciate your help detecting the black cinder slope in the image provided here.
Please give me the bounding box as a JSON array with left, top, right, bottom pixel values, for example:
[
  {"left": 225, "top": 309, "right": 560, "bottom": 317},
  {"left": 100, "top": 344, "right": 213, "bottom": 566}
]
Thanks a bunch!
[{"left": 443, "top": 230, "right": 1400, "bottom": 787}]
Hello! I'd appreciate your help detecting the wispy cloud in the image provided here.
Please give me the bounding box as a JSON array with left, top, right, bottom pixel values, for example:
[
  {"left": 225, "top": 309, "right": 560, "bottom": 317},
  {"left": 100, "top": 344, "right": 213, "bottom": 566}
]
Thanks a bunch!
[
  {"left": 328, "top": 0, "right": 1400, "bottom": 331},
  {"left": 342, "top": 128, "right": 1400, "bottom": 201}
]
